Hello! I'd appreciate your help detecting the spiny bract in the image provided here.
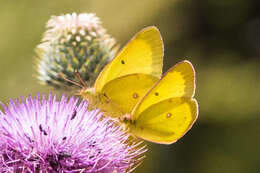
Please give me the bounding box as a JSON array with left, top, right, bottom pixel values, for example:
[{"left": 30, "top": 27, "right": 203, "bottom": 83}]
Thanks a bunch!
[{"left": 35, "top": 13, "right": 117, "bottom": 88}]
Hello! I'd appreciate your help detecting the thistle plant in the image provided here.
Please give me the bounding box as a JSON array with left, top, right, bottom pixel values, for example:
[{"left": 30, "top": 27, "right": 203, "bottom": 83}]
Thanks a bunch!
[
  {"left": 0, "top": 93, "right": 146, "bottom": 172},
  {"left": 35, "top": 13, "right": 117, "bottom": 88}
]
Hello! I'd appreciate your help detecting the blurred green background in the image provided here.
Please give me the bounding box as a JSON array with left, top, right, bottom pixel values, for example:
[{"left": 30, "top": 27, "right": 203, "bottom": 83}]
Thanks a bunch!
[{"left": 1, "top": 0, "right": 260, "bottom": 172}]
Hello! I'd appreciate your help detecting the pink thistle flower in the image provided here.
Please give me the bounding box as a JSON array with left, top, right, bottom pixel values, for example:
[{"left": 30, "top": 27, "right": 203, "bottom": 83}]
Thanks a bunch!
[{"left": 0, "top": 93, "right": 146, "bottom": 172}]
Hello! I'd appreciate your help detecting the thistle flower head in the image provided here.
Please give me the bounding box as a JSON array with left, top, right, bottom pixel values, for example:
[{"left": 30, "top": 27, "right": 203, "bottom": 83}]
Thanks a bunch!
[
  {"left": 35, "top": 13, "right": 117, "bottom": 88},
  {"left": 0, "top": 93, "right": 146, "bottom": 172}
]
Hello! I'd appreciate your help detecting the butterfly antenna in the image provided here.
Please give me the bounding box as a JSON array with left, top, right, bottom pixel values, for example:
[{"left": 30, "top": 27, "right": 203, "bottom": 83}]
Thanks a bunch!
[
  {"left": 75, "top": 70, "right": 87, "bottom": 88},
  {"left": 58, "top": 72, "right": 83, "bottom": 88}
]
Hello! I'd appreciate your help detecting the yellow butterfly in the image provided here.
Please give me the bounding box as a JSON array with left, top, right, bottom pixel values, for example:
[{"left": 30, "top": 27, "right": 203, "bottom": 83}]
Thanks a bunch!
[
  {"left": 80, "top": 26, "right": 198, "bottom": 144},
  {"left": 121, "top": 60, "right": 198, "bottom": 144},
  {"left": 81, "top": 26, "right": 164, "bottom": 118}
]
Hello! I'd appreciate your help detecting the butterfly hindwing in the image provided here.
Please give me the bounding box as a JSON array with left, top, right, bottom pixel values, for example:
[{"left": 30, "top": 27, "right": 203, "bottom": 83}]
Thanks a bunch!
[{"left": 129, "top": 98, "right": 198, "bottom": 144}]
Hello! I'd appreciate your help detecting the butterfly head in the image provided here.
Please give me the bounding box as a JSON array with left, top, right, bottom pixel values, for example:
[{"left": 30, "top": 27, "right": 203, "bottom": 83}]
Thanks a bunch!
[{"left": 80, "top": 87, "right": 96, "bottom": 100}]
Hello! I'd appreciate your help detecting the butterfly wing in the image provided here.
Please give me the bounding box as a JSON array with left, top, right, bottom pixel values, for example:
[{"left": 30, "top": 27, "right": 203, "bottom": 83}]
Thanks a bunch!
[
  {"left": 94, "top": 26, "right": 164, "bottom": 92},
  {"left": 100, "top": 74, "right": 159, "bottom": 116},
  {"left": 132, "top": 60, "right": 195, "bottom": 117},
  {"left": 129, "top": 98, "right": 198, "bottom": 144},
  {"left": 129, "top": 60, "right": 197, "bottom": 144}
]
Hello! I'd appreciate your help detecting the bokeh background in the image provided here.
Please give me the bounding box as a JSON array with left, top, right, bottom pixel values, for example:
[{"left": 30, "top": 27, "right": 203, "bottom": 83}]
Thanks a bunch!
[{"left": 1, "top": 0, "right": 260, "bottom": 172}]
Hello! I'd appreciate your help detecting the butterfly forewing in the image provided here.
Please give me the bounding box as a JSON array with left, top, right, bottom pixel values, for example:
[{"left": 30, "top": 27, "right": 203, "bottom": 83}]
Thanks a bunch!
[{"left": 94, "top": 26, "right": 164, "bottom": 92}]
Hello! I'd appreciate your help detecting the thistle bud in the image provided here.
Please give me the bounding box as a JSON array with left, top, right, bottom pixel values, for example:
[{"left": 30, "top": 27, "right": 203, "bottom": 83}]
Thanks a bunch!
[{"left": 35, "top": 13, "right": 117, "bottom": 88}]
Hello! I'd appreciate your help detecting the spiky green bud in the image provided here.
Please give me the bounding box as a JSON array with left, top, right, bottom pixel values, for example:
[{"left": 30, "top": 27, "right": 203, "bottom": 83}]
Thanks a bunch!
[{"left": 35, "top": 13, "right": 117, "bottom": 88}]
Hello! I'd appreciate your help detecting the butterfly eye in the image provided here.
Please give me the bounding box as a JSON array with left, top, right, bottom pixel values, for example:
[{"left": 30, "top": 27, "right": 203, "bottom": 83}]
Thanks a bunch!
[
  {"left": 121, "top": 60, "right": 125, "bottom": 64},
  {"left": 155, "top": 92, "right": 159, "bottom": 96}
]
